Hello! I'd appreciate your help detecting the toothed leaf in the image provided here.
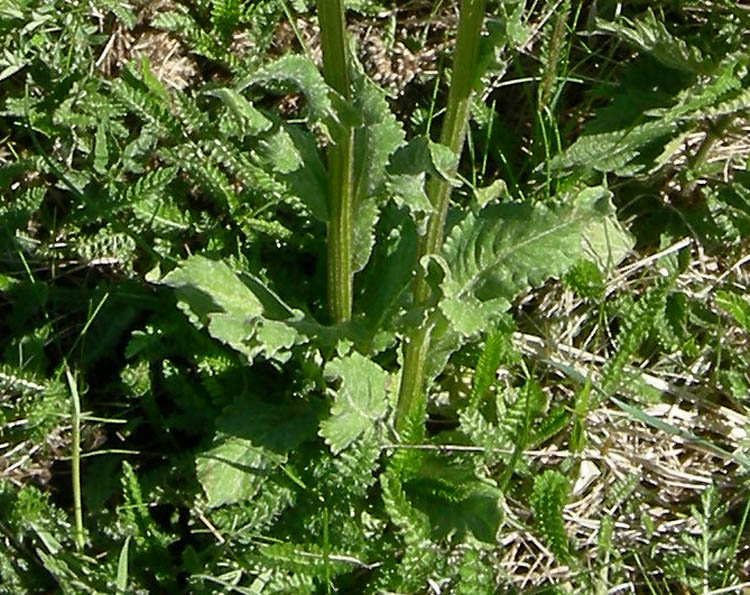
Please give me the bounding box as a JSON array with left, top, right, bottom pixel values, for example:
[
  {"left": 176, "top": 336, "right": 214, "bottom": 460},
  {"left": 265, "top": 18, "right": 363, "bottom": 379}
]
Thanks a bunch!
[{"left": 319, "top": 352, "right": 388, "bottom": 453}]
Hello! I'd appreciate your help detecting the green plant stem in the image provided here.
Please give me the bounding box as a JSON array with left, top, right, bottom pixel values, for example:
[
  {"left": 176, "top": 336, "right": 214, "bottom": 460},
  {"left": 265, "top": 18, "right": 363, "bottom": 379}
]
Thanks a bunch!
[
  {"left": 65, "top": 366, "right": 84, "bottom": 552},
  {"left": 326, "top": 130, "right": 355, "bottom": 323},
  {"left": 317, "top": 0, "right": 355, "bottom": 323},
  {"left": 683, "top": 114, "right": 733, "bottom": 198},
  {"left": 395, "top": 0, "right": 487, "bottom": 433}
]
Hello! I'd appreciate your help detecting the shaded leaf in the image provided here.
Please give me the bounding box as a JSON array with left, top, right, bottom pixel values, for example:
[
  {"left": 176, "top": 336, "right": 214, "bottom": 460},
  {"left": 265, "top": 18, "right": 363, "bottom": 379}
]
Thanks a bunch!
[
  {"left": 217, "top": 395, "right": 324, "bottom": 453},
  {"left": 596, "top": 9, "right": 714, "bottom": 75},
  {"left": 405, "top": 454, "right": 504, "bottom": 542}
]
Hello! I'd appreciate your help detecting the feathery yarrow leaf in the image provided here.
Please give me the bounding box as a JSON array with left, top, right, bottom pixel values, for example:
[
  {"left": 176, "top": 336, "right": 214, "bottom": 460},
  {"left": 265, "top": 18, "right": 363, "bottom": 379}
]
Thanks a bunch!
[{"left": 530, "top": 469, "right": 569, "bottom": 561}]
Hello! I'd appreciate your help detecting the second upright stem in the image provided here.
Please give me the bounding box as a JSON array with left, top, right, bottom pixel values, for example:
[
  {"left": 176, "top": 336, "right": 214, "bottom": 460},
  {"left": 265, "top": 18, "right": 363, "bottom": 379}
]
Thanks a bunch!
[{"left": 395, "top": 0, "right": 488, "bottom": 432}]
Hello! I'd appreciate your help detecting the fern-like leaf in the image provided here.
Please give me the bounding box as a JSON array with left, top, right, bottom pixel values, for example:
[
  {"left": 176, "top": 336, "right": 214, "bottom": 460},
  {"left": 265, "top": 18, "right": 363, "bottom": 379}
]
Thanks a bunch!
[
  {"left": 379, "top": 470, "right": 435, "bottom": 592},
  {"left": 210, "top": 0, "right": 243, "bottom": 42},
  {"left": 596, "top": 9, "right": 714, "bottom": 75},
  {"left": 455, "top": 548, "right": 494, "bottom": 594},
  {"left": 600, "top": 275, "right": 672, "bottom": 399},
  {"left": 530, "top": 469, "right": 569, "bottom": 561},
  {"left": 206, "top": 87, "right": 272, "bottom": 138},
  {"left": 110, "top": 73, "right": 180, "bottom": 138},
  {"left": 173, "top": 91, "right": 211, "bottom": 134},
  {"left": 165, "top": 143, "right": 240, "bottom": 211},
  {"left": 468, "top": 327, "right": 513, "bottom": 409}
]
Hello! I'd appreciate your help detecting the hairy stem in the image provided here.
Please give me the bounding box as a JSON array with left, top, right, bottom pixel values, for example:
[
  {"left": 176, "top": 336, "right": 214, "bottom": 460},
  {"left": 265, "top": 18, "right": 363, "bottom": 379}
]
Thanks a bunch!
[
  {"left": 317, "top": 0, "right": 355, "bottom": 323},
  {"left": 395, "top": 0, "right": 488, "bottom": 433}
]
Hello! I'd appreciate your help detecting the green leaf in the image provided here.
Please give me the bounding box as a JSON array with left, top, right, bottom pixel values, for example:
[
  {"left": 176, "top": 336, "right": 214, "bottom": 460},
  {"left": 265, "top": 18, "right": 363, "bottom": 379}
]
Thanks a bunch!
[
  {"left": 352, "top": 73, "right": 406, "bottom": 203},
  {"left": 207, "top": 314, "right": 298, "bottom": 363},
  {"left": 530, "top": 469, "right": 569, "bottom": 561},
  {"left": 196, "top": 436, "right": 286, "bottom": 508},
  {"left": 581, "top": 210, "right": 634, "bottom": 269},
  {"left": 469, "top": 328, "right": 509, "bottom": 408},
  {"left": 441, "top": 186, "right": 614, "bottom": 310},
  {"left": 155, "top": 255, "right": 304, "bottom": 363},
  {"left": 387, "top": 136, "right": 461, "bottom": 186},
  {"left": 455, "top": 548, "right": 494, "bottom": 594},
  {"left": 217, "top": 395, "right": 324, "bottom": 453},
  {"left": 280, "top": 124, "right": 329, "bottom": 222},
  {"left": 474, "top": 178, "right": 510, "bottom": 209},
  {"left": 405, "top": 454, "right": 504, "bottom": 542},
  {"left": 438, "top": 292, "right": 509, "bottom": 338},
  {"left": 413, "top": 485, "right": 503, "bottom": 544},
  {"left": 319, "top": 352, "right": 388, "bottom": 453},
  {"left": 205, "top": 87, "right": 272, "bottom": 136},
  {"left": 716, "top": 290, "right": 750, "bottom": 332},
  {"left": 138, "top": 56, "right": 170, "bottom": 103},
  {"left": 158, "top": 255, "right": 264, "bottom": 323},
  {"left": 356, "top": 207, "right": 418, "bottom": 349},
  {"left": 351, "top": 74, "right": 406, "bottom": 272},
  {"left": 380, "top": 469, "right": 431, "bottom": 548},
  {"left": 210, "top": 0, "right": 242, "bottom": 41},
  {"left": 238, "top": 54, "right": 357, "bottom": 131},
  {"left": 93, "top": 119, "right": 109, "bottom": 174},
  {"left": 550, "top": 121, "right": 675, "bottom": 174},
  {"left": 116, "top": 537, "right": 130, "bottom": 594},
  {"left": 645, "top": 62, "right": 742, "bottom": 122},
  {"left": 386, "top": 173, "right": 433, "bottom": 224},
  {"left": 352, "top": 197, "right": 380, "bottom": 275},
  {"left": 596, "top": 9, "right": 715, "bottom": 75},
  {"left": 423, "top": 187, "right": 614, "bottom": 381}
]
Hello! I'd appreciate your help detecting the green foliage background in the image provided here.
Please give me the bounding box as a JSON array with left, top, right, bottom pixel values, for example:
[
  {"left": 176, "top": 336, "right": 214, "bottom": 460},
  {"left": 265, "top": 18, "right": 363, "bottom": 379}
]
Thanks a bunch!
[{"left": 1, "top": 0, "right": 750, "bottom": 592}]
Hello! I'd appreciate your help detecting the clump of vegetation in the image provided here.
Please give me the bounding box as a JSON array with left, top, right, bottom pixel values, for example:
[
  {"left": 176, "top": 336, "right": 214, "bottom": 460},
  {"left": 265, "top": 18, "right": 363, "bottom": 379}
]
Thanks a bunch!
[{"left": 1, "top": 0, "right": 750, "bottom": 592}]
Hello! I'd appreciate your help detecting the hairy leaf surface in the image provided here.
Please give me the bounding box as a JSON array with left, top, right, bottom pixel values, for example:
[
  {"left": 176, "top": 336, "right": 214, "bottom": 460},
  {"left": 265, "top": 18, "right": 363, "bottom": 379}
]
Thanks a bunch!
[
  {"left": 156, "top": 255, "right": 304, "bottom": 363},
  {"left": 596, "top": 10, "right": 714, "bottom": 75},
  {"left": 422, "top": 187, "right": 615, "bottom": 382},
  {"left": 196, "top": 437, "right": 286, "bottom": 507},
  {"left": 319, "top": 352, "right": 388, "bottom": 453}
]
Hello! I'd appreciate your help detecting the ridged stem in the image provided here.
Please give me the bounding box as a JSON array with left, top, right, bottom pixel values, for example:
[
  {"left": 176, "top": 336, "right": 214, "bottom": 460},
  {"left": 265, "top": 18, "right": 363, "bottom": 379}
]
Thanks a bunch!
[{"left": 317, "top": 0, "right": 355, "bottom": 323}]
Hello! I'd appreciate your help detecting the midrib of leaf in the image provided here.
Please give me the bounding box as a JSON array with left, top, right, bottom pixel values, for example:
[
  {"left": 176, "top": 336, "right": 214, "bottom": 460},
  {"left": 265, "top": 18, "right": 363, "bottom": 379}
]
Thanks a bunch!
[{"left": 448, "top": 201, "right": 596, "bottom": 302}]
